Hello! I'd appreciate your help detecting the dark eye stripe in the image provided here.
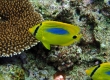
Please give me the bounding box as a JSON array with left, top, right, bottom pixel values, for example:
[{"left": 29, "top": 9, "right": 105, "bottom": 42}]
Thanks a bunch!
[
  {"left": 33, "top": 23, "right": 42, "bottom": 36},
  {"left": 90, "top": 65, "right": 100, "bottom": 77}
]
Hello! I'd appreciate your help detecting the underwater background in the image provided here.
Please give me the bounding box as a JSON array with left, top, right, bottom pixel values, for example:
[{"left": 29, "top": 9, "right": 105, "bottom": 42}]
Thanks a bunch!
[{"left": 0, "top": 0, "right": 110, "bottom": 80}]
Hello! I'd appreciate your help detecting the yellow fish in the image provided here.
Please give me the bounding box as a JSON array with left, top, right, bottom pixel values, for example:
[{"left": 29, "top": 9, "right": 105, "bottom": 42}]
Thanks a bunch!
[
  {"left": 29, "top": 21, "right": 82, "bottom": 50},
  {"left": 86, "top": 63, "right": 110, "bottom": 80}
]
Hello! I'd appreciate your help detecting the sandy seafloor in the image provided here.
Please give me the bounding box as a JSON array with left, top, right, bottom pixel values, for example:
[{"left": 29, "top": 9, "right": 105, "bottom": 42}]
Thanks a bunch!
[{"left": 0, "top": 0, "right": 110, "bottom": 80}]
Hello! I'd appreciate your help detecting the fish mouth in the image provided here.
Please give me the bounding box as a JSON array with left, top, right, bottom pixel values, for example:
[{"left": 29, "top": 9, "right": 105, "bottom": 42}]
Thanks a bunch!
[
  {"left": 85, "top": 70, "right": 89, "bottom": 75},
  {"left": 28, "top": 28, "right": 31, "bottom": 32},
  {"left": 28, "top": 28, "right": 34, "bottom": 35},
  {"left": 85, "top": 70, "right": 88, "bottom": 73}
]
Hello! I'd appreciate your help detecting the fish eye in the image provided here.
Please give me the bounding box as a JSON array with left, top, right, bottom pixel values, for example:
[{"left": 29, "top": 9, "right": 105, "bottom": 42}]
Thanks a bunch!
[{"left": 73, "top": 35, "right": 77, "bottom": 39}]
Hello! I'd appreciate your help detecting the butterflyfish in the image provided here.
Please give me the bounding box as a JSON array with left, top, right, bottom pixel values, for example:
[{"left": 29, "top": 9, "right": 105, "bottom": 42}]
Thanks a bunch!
[
  {"left": 29, "top": 21, "right": 82, "bottom": 50},
  {"left": 86, "top": 63, "right": 110, "bottom": 80}
]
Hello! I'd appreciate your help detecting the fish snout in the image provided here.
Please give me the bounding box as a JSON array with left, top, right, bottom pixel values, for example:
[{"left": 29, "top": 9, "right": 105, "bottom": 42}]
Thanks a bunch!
[{"left": 28, "top": 28, "right": 33, "bottom": 34}]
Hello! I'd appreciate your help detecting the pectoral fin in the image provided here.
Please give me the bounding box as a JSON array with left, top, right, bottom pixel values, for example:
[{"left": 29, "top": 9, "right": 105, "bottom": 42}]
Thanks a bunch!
[{"left": 42, "top": 42, "right": 50, "bottom": 50}]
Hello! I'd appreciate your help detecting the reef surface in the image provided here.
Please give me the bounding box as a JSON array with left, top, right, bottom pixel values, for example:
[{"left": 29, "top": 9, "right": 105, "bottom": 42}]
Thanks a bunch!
[{"left": 0, "top": 0, "right": 110, "bottom": 80}]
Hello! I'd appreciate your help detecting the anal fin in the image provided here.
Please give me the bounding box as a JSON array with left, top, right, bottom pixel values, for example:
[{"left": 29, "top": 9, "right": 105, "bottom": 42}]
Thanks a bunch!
[{"left": 42, "top": 42, "right": 51, "bottom": 50}]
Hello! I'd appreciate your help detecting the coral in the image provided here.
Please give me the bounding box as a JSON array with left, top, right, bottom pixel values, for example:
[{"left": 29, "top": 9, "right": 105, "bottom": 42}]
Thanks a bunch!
[
  {"left": 30, "top": 0, "right": 71, "bottom": 20},
  {"left": 0, "top": 0, "right": 43, "bottom": 57},
  {"left": 54, "top": 9, "right": 73, "bottom": 23},
  {"left": 94, "top": 20, "right": 110, "bottom": 54},
  {"left": 83, "top": 0, "right": 94, "bottom": 6},
  {"left": 28, "top": 0, "right": 110, "bottom": 79},
  {"left": 0, "top": 51, "right": 56, "bottom": 80},
  {"left": 22, "top": 52, "right": 56, "bottom": 80},
  {"left": 0, "top": 0, "right": 107, "bottom": 80},
  {"left": 46, "top": 45, "right": 82, "bottom": 71},
  {"left": 0, "top": 64, "right": 25, "bottom": 80},
  {"left": 104, "top": 0, "right": 110, "bottom": 6},
  {"left": 101, "top": 6, "right": 110, "bottom": 18}
]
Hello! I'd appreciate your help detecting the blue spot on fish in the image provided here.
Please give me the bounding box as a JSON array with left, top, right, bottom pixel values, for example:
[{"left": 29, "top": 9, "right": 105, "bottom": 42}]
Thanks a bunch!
[
  {"left": 106, "top": 71, "right": 110, "bottom": 75},
  {"left": 47, "top": 28, "right": 69, "bottom": 35}
]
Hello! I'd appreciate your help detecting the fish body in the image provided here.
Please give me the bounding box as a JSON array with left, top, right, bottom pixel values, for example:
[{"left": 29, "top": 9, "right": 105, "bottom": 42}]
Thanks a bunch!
[
  {"left": 29, "top": 21, "right": 82, "bottom": 50},
  {"left": 86, "top": 63, "right": 110, "bottom": 80}
]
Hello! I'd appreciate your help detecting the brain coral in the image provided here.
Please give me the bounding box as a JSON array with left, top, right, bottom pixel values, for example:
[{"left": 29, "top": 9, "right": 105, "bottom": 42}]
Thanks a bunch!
[{"left": 0, "top": 0, "right": 43, "bottom": 57}]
